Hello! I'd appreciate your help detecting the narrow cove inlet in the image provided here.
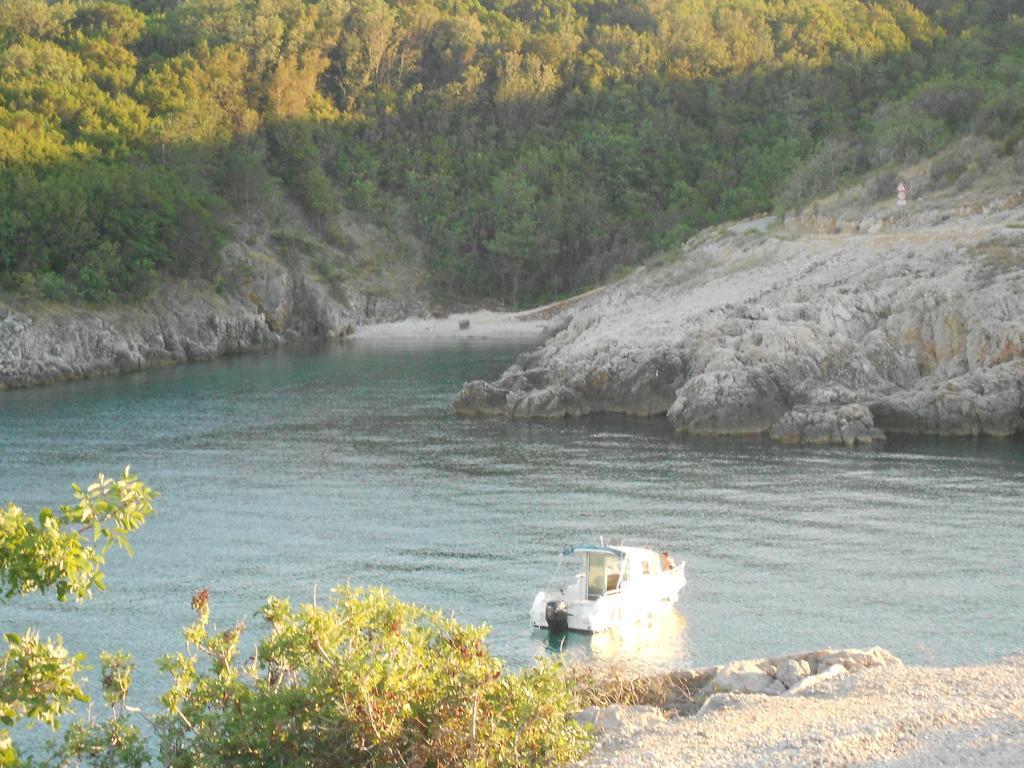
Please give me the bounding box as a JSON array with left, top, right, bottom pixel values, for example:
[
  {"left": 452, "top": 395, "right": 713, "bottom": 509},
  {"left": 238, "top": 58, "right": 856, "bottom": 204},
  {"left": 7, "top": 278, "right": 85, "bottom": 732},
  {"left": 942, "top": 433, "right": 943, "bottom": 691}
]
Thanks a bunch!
[{"left": 2, "top": 338, "right": 1022, "bottom": 714}]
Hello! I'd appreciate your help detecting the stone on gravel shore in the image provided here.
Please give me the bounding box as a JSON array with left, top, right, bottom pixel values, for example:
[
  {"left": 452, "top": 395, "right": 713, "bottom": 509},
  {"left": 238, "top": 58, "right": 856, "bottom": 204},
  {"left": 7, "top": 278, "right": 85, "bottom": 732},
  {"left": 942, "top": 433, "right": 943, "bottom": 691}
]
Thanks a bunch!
[
  {"left": 776, "top": 658, "right": 812, "bottom": 689},
  {"left": 783, "top": 663, "right": 849, "bottom": 696},
  {"left": 817, "top": 646, "right": 901, "bottom": 671},
  {"left": 575, "top": 652, "right": 1024, "bottom": 768},
  {"left": 697, "top": 646, "right": 899, "bottom": 700},
  {"left": 712, "top": 659, "right": 779, "bottom": 694},
  {"left": 573, "top": 705, "right": 667, "bottom": 739}
]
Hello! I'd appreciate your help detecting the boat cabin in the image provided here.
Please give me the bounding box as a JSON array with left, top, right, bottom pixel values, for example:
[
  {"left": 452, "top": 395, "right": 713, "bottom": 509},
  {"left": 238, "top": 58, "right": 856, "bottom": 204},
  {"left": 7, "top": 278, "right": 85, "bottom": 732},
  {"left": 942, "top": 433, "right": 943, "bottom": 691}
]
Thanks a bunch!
[
  {"left": 534, "top": 543, "right": 686, "bottom": 633},
  {"left": 563, "top": 545, "right": 668, "bottom": 600}
]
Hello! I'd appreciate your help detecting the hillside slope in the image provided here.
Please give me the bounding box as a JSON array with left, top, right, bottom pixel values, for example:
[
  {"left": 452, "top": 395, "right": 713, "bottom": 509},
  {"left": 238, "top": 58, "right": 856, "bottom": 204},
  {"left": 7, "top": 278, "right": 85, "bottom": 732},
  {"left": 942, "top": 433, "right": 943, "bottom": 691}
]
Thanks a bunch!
[{"left": 455, "top": 160, "right": 1024, "bottom": 442}]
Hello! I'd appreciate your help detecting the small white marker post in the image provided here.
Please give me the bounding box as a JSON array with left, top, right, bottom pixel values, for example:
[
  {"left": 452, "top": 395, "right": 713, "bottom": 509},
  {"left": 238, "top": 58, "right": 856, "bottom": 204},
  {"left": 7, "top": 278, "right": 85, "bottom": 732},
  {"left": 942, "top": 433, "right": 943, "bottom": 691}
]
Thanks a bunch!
[{"left": 897, "top": 181, "right": 908, "bottom": 207}]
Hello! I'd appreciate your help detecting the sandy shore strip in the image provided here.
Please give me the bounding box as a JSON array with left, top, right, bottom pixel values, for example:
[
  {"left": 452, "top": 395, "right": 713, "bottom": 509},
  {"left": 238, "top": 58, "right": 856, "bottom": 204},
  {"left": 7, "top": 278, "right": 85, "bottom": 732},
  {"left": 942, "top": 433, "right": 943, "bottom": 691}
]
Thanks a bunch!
[
  {"left": 354, "top": 286, "right": 606, "bottom": 342},
  {"left": 354, "top": 309, "right": 548, "bottom": 341},
  {"left": 577, "top": 654, "right": 1024, "bottom": 768}
]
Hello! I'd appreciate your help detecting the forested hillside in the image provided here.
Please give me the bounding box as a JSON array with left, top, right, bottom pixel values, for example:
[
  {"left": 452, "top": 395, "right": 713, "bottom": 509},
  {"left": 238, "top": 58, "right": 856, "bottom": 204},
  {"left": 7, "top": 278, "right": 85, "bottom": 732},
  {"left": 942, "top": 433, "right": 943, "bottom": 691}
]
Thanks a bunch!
[{"left": 1, "top": 0, "right": 1021, "bottom": 306}]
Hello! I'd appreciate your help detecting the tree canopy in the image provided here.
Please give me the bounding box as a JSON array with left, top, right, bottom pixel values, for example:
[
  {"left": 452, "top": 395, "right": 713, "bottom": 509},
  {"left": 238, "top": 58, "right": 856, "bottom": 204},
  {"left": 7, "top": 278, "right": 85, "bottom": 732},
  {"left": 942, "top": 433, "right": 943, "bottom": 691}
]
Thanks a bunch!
[{"left": 0, "top": 0, "right": 1021, "bottom": 305}]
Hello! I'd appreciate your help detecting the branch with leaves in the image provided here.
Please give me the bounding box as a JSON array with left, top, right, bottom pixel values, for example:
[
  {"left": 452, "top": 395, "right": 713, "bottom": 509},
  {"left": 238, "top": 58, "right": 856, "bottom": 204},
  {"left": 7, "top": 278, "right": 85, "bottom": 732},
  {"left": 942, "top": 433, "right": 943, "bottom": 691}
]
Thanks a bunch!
[{"left": 0, "top": 468, "right": 156, "bottom": 767}]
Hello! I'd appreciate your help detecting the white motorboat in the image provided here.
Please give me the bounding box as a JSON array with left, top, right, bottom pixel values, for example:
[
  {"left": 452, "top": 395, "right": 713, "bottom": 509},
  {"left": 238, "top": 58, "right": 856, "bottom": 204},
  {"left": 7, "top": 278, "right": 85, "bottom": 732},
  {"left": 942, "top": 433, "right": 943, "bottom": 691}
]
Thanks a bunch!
[{"left": 531, "top": 544, "right": 686, "bottom": 633}]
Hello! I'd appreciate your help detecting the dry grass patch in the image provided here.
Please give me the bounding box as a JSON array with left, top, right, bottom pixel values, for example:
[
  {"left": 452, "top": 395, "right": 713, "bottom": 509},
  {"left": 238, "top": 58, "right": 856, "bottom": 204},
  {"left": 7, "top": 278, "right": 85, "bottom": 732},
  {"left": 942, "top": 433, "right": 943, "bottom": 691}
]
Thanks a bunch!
[
  {"left": 566, "top": 662, "right": 716, "bottom": 715},
  {"left": 971, "top": 235, "right": 1024, "bottom": 284}
]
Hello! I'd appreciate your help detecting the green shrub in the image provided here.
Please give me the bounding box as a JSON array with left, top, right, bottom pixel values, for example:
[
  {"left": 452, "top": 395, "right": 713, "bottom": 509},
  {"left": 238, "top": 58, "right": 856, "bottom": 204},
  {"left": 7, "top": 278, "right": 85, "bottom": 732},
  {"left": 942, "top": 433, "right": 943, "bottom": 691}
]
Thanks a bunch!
[
  {"left": 912, "top": 81, "right": 982, "bottom": 130},
  {"left": 873, "top": 104, "right": 950, "bottom": 165},
  {"left": 928, "top": 153, "right": 968, "bottom": 188},
  {"left": 776, "top": 137, "right": 868, "bottom": 210},
  {"left": 156, "top": 586, "right": 590, "bottom": 768},
  {"left": 862, "top": 169, "right": 901, "bottom": 204}
]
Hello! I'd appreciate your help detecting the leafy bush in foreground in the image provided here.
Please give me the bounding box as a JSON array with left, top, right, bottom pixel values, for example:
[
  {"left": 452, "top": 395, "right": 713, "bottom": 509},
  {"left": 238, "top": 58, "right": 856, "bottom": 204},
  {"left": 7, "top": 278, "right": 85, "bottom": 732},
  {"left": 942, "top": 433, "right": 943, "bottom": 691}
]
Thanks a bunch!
[
  {"left": 3, "top": 473, "right": 588, "bottom": 767},
  {"left": 157, "top": 586, "right": 589, "bottom": 768},
  {"left": 0, "top": 469, "right": 156, "bottom": 767}
]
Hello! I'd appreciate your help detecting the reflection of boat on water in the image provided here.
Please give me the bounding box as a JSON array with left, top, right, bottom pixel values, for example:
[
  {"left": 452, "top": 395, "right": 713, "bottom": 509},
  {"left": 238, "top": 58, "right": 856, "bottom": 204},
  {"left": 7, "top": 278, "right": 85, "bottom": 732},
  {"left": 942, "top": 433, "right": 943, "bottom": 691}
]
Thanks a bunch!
[
  {"left": 530, "top": 544, "right": 686, "bottom": 633},
  {"left": 590, "top": 608, "right": 688, "bottom": 664},
  {"left": 540, "top": 608, "right": 691, "bottom": 674}
]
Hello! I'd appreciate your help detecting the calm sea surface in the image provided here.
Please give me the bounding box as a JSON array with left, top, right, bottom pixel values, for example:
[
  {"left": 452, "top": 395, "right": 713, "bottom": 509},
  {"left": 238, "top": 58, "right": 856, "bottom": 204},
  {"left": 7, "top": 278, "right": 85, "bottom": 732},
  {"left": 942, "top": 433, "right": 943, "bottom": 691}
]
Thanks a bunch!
[{"left": 2, "top": 339, "right": 1023, "bottom": 711}]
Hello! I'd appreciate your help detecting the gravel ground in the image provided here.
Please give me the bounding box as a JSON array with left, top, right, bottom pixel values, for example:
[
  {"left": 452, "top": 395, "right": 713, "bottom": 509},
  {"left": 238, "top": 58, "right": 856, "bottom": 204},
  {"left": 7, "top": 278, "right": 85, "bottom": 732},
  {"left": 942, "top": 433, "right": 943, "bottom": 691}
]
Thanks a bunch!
[{"left": 578, "top": 654, "right": 1024, "bottom": 767}]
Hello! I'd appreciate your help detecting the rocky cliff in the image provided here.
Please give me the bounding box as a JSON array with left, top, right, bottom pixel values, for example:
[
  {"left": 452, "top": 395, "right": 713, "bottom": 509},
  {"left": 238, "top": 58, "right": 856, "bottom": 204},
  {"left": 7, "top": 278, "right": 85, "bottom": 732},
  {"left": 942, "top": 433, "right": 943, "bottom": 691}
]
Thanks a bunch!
[
  {"left": 455, "top": 172, "right": 1024, "bottom": 443},
  {"left": 1, "top": 219, "right": 428, "bottom": 388}
]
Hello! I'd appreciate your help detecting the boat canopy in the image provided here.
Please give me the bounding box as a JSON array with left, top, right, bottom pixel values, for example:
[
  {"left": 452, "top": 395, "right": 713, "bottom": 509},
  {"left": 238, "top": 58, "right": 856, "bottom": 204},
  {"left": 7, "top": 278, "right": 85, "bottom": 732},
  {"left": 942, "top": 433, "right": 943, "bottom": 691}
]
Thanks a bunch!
[{"left": 562, "top": 545, "right": 623, "bottom": 557}]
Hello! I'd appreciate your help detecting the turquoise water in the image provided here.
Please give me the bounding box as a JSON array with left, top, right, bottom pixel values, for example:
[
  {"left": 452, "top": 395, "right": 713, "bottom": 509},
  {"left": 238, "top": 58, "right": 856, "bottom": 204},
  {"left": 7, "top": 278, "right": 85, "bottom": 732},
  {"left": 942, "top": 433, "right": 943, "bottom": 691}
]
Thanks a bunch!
[{"left": 2, "top": 339, "right": 1023, "bottom": 713}]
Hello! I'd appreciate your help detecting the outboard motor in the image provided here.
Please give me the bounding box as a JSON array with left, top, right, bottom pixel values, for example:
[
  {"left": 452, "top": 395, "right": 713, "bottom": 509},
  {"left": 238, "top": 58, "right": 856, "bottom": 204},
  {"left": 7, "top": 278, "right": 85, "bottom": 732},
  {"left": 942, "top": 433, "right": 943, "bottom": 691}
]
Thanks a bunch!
[{"left": 545, "top": 600, "right": 569, "bottom": 632}]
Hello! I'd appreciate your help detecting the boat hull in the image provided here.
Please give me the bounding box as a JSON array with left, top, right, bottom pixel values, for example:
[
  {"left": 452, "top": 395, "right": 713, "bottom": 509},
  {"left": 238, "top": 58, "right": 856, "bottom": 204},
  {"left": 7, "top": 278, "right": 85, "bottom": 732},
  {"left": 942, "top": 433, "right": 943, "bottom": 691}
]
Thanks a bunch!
[{"left": 531, "top": 564, "right": 685, "bottom": 633}]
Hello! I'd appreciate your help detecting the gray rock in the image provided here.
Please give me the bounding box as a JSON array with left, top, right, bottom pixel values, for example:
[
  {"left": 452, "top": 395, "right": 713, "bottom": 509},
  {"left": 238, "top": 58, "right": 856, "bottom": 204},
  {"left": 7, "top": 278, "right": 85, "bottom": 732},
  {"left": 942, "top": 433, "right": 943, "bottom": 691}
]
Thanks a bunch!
[
  {"left": 453, "top": 191, "right": 1024, "bottom": 440},
  {"left": 816, "top": 646, "right": 902, "bottom": 672},
  {"left": 872, "top": 360, "right": 1024, "bottom": 436},
  {"left": 783, "top": 663, "right": 849, "bottom": 697},
  {"left": 0, "top": 252, "right": 425, "bottom": 389},
  {"left": 711, "top": 659, "right": 777, "bottom": 694},
  {"left": 575, "top": 348, "right": 689, "bottom": 417},
  {"left": 509, "top": 384, "right": 588, "bottom": 418},
  {"left": 769, "top": 403, "right": 886, "bottom": 445},
  {"left": 668, "top": 366, "right": 787, "bottom": 435},
  {"left": 452, "top": 381, "right": 511, "bottom": 416},
  {"left": 539, "top": 312, "right": 573, "bottom": 341},
  {"left": 776, "top": 658, "right": 812, "bottom": 689}
]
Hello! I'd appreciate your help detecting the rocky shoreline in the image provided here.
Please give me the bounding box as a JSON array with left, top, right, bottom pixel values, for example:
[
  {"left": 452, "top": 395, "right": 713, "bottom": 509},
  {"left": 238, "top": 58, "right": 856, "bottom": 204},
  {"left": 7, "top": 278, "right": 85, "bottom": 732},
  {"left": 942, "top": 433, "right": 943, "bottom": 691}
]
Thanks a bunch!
[
  {"left": 455, "top": 181, "right": 1024, "bottom": 443},
  {"left": 574, "top": 647, "right": 1024, "bottom": 767},
  {"left": 0, "top": 254, "right": 426, "bottom": 389}
]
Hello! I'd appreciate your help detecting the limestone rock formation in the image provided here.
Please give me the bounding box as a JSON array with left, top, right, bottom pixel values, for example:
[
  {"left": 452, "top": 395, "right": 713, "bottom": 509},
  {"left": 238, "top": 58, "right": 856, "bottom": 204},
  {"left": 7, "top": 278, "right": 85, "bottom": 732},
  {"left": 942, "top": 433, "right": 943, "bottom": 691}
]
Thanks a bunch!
[
  {"left": 775, "top": 658, "right": 812, "bottom": 689},
  {"left": 669, "top": 366, "right": 787, "bottom": 435},
  {"left": 1, "top": 253, "right": 425, "bottom": 388},
  {"left": 577, "top": 647, "right": 902, "bottom": 731},
  {"left": 456, "top": 187, "right": 1024, "bottom": 440},
  {"left": 769, "top": 403, "right": 886, "bottom": 445}
]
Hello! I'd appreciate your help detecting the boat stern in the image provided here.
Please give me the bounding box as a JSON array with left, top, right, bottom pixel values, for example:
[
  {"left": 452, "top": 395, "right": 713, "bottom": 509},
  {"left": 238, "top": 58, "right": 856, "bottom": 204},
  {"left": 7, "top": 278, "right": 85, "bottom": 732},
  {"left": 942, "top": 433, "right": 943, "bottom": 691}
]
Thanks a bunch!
[{"left": 530, "top": 590, "right": 553, "bottom": 628}]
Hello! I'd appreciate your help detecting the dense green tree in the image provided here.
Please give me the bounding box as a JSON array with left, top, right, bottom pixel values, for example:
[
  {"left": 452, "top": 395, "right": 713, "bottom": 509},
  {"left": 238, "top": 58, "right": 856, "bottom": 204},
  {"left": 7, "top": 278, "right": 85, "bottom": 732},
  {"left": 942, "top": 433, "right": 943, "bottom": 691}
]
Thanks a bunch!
[{"left": 0, "top": 0, "right": 1021, "bottom": 305}]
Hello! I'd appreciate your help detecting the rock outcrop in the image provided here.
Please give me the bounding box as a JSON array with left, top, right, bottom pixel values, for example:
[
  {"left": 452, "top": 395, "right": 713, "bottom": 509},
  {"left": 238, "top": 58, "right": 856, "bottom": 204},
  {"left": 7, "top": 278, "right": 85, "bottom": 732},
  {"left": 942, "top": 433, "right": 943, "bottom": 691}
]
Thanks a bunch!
[
  {"left": 455, "top": 184, "right": 1024, "bottom": 441},
  {"left": 1, "top": 254, "right": 425, "bottom": 388},
  {"left": 769, "top": 403, "right": 885, "bottom": 445}
]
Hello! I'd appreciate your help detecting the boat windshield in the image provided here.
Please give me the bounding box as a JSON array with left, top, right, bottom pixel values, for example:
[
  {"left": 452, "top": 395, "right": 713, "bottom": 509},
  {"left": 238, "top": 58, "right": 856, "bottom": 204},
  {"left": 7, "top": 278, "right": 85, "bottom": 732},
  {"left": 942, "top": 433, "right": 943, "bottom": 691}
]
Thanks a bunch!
[{"left": 586, "top": 552, "right": 623, "bottom": 599}]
